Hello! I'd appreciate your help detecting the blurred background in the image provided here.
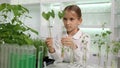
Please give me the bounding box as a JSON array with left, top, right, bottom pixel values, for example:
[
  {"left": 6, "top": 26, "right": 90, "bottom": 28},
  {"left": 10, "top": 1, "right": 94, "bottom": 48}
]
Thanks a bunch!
[{"left": 0, "top": 0, "right": 120, "bottom": 68}]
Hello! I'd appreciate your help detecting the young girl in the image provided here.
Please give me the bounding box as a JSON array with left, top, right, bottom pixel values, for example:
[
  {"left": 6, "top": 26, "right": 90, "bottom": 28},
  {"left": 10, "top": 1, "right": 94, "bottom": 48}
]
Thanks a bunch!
[{"left": 45, "top": 5, "right": 90, "bottom": 63}]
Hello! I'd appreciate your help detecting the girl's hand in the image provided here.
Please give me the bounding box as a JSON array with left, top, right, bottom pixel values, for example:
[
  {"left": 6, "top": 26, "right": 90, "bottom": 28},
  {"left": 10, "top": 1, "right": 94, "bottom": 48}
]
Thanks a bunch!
[
  {"left": 45, "top": 37, "right": 55, "bottom": 53},
  {"left": 45, "top": 37, "right": 53, "bottom": 47},
  {"left": 61, "top": 36, "right": 77, "bottom": 49}
]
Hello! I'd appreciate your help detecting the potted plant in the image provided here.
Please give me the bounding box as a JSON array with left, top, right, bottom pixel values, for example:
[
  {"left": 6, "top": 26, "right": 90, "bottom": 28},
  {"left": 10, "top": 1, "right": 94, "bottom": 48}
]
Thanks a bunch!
[
  {"left": 0, "top": 3, "right": 40, "bottom": 68},
  {"left": 0, "top": 3, "right": 38, "bottom": 45}
]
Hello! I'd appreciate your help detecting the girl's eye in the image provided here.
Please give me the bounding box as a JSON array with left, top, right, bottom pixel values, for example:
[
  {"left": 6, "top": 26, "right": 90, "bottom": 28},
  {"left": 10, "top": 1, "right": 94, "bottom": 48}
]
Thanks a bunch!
[
  {"left": 70, "top": 18, "right": 74, "bottom": 21},
  {"left": 63, "top": 18, "right": 67, "bottom": 21}
]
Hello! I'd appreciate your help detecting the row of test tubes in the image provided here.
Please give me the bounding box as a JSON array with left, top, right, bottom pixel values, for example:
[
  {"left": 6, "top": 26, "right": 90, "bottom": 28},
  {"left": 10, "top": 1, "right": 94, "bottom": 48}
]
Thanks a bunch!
[{"left": 0, "top": 44, "right": 36, "bottom": 68}]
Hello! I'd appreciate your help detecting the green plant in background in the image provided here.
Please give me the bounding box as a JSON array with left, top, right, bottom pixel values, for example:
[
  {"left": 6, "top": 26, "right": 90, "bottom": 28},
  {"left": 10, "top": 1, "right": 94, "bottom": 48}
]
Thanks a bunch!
[
  {"left": 110, "top": 40, "right": 120, "bottom": 68},
  {"left": 42, "top": 10, "right": 55, "bottom": 37},
  {"left": 111, "top": 40, "right": 120, "bottom": 55},
  {"left": 0, "top": 3, "right": 38, "bottom": 45},
  {"left": 93, "top": 22, "right": 112, "bottom": 68},
  {"left": 102, "top": 30, "right": 111, "bottom": 68}
]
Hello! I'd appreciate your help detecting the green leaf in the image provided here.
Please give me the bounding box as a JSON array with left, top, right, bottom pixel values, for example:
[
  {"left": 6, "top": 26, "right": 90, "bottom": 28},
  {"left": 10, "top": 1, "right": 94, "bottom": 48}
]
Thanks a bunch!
[
  {"left": 102, "top": 32, "right": 107, "bottom": 37},
  {"left": 12, "top": 6, "right": 19, "bottom": 17},
  {"left": 58, "top": 11, "right": 64, "bottom": 19},
  {"left": 42, "top": 12, "right": 50, "bottom": 20},
  {"left": 19, "top": 5, "right": 29, "bottom": 13},
  {"left": 2, "top": 14, "right": 7, "bottom": 19},
  {"left": 50, "top": 10, "right": 55, "bottom": 18},
  {"left": 0, "top": 3, "right": 6, "bottom": 11},
  {"left": 106, "top": 31, "right": 112, "bottom": 35},
  {"left": 93, "top": 41, "right": 96, "bottom": 44},
  {"left": 95, "top": 34, "right": 99, "bottom": 37},
  {"left": 27, "top": 27, "right": 38, "bottom": 35}
]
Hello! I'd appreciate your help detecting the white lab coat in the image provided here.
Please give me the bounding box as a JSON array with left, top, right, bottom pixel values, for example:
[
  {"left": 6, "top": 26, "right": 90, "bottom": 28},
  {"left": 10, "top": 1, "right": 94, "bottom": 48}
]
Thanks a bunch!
[{"left": 48, "top": 29, "right": 90, "bottom": 63}]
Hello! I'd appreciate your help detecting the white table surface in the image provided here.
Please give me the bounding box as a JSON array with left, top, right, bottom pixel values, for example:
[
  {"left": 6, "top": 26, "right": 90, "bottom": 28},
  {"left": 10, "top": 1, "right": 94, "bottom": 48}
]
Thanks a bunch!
[{"left": 45, "top": 62, "right": 106, "bottom": 68}]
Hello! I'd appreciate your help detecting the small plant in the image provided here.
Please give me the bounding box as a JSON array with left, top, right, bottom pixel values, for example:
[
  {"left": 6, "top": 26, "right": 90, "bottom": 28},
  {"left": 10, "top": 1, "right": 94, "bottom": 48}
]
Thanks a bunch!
[
  {"left": 81, "top": 35, "right": 89, "bottom": 68},
  {"left": 58, "top": 10, "right": 65, "bottom": 58},
  {"left": 42, "top": 10, "right": 55, "bottom": 37},
  {"left": 42, "top": 10, "right": 65, "bottom": 58}
]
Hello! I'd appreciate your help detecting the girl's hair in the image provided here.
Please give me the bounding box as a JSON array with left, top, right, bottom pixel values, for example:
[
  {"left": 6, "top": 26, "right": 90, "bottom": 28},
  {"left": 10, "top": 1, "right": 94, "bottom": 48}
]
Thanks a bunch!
[{"left": 63, "top": 5, "right": 82, "bottom": 18}]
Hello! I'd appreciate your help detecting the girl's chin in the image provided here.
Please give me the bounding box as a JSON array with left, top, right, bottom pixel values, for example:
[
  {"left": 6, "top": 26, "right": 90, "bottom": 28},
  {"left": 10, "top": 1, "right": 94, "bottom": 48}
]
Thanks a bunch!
[{"left": 66, "top": 30, "right": 72, "bottom": 32}]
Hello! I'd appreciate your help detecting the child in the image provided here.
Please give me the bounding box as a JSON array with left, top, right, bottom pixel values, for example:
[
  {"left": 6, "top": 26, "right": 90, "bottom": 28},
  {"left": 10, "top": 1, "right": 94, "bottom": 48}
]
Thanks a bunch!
[{"left": 45, "top": 5, "right": 90, "bottom": 63}]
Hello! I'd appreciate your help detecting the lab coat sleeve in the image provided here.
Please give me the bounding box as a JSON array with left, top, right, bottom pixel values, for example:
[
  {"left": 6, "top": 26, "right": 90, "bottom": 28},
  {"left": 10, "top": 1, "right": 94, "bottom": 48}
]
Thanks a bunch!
[{"left": 48, "top": 39, "right": 63, "bottom": 62}]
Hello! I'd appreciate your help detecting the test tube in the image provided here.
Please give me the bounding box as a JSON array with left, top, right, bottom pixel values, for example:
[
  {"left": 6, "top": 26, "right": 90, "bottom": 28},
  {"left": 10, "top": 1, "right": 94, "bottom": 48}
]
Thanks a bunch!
[
  {"left": 8, "top": 45, "right": 13, "bottom": 68},
  {"left": 4, "top": 45, "right": 7, "bottom": 68},
  {"left": 0, "top": 45, "right": 4, "bottom": 68},
  {"left": 7, "top": 44, "right": 10, "bottom": 68},
  {"left": 38, "top": 46, "right": 44, "bottom": 68},
  {"left": 12, "top": 45, "right": 15, "bottom": 68},
  {"left": 0, "top": 46, "right": 1, "bottom": 68},
  {"left": 25, "top": 46, "right": 29, "bottom": 68},
  {"left": 18, "top": 46, "right": 22, "bottom": 68}
]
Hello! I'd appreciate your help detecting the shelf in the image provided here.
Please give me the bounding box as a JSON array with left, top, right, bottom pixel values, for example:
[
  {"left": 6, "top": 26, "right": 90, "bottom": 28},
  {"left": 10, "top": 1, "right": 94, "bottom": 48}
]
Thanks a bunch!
[
  {"left": 22, "top": 2, "right": 40, "bottom": 6},
  {"left": 41, "top": 0, "right": 111, "bottom": 5},
  {"left": 41, "top": 0, "right": 78, "bottom": 4},
  {"left": 40, "top": 0, "right": 111, "bottom": 6},
  {"left": 82, "top": 12, "right": 111, "bottom": 14},
  {"left": 80, "top": 25, "right": 110, "bottom": 28},
  {"left": 10, "top": 0, "right": 40, "bottom": 5},
  {"left": 116, "top": 12, "right": 120, "bottom": 15},
  {"left": 22, "top": 3, "right": 40, "bottom": 11}
]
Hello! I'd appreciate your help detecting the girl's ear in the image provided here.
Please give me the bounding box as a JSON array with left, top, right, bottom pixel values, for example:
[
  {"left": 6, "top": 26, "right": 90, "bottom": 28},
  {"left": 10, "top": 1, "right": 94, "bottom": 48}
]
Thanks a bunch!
[{"left": 78, "top": 18, "right": 82, "bottom": 25}]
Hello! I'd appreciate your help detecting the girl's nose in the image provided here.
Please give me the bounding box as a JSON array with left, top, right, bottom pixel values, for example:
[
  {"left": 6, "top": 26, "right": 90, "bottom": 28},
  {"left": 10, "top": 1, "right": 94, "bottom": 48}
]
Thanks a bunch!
[{"left": 66, "top": 20, "right": 71, "bottom": 25}]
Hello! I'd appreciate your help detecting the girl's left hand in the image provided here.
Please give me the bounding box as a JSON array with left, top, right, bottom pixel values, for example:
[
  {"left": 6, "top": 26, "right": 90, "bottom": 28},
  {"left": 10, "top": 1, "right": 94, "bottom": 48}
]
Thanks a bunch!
[{"left": 61, "top": 36, "right": 77, "bottom": 49}]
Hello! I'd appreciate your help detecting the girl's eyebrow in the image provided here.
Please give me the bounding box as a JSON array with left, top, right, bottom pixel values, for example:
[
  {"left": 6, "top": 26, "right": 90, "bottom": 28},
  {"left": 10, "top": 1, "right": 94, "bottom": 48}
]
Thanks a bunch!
[{"left": 63, "top": 17, "right": 66, "bottom": 19}]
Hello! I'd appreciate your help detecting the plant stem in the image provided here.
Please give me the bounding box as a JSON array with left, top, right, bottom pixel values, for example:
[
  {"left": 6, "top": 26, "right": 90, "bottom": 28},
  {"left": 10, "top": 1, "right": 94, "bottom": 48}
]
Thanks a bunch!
[
  {"left": 98, "top": 45, "right": 101, "bottom": 68},
  {"left": 83, "top": 47, "right": 87, "bottom": 68},
  {"left": 61, "top": 46, "right": 64, "bottom": 57},
  {"left": 70, "top": 48, "right": 74, "bottom": 64},
  {"left": 48, "top": 20, "right": 52, "bottom": 37}
]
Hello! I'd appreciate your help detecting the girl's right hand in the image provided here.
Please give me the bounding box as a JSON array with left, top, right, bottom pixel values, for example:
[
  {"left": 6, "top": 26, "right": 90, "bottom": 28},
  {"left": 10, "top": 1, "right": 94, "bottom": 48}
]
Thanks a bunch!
[
  {"left": 45, "top": 37, "right": 55, "bottom": 53},
  {"left": 45, "top": 37, "right": 53, "bottom": 47}
]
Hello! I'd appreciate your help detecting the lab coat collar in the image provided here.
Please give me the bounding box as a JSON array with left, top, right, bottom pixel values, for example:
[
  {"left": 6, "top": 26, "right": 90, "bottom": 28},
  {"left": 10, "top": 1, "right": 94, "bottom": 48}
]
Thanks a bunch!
[
  {"left": 72, "top": 29, "right": 82, "bottom": 40},
  {"left": 66, "top": 29, "right": 82, "bottom": 40}
]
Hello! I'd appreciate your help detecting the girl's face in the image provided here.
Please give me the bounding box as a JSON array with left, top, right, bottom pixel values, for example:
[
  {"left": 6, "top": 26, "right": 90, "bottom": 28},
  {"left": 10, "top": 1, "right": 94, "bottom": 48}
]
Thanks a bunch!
[{"left": 63, "top": 10, "right": 82, "bottom": 34}]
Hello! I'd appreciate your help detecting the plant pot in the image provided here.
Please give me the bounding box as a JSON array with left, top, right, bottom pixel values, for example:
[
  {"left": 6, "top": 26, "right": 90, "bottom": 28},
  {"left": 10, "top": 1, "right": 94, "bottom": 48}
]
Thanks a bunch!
[
  {"left": 118, "top": 57, "right": 120, "bottom": 68},
  {"left": 0, "top": 44, "right": 36, "bottom": 68}
]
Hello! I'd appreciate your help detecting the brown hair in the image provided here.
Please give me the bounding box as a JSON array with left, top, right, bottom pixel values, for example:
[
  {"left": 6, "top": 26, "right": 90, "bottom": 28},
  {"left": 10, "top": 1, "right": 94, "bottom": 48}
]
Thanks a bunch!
[{"left": 63, "top": 5, "right": 82, "bottom": 18}]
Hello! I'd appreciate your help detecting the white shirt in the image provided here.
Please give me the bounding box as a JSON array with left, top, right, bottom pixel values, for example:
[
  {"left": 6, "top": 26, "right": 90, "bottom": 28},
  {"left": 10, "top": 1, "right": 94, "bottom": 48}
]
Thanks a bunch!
[{"left": 48, "top": 29, "right": 90, "bottom": 63}]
